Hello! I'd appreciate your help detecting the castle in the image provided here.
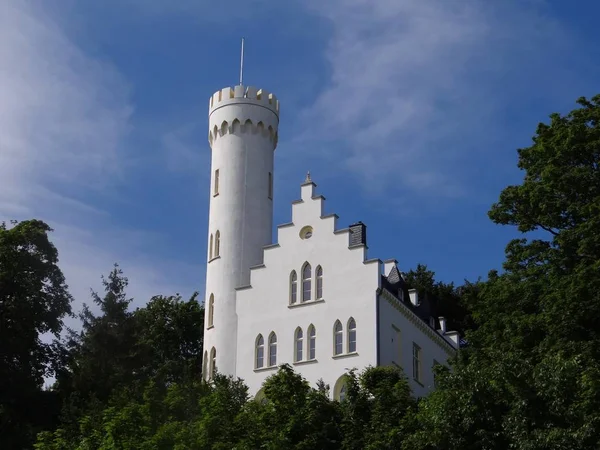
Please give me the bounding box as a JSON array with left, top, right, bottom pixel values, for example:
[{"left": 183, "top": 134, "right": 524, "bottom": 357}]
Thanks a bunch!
[{"left": 201, "top": 84, "right": 459, "bottom": 400}]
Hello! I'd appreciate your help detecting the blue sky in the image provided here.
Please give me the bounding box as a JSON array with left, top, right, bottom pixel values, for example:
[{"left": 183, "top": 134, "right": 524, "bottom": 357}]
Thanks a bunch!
[{"left": 1, "top": 0, "right": 599, "bottom": 315}]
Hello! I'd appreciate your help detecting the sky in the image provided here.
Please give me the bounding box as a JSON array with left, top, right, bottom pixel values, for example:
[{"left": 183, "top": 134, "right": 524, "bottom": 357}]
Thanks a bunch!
[{"left": 1, "top": 0, "right": 599, "bottom": 320}]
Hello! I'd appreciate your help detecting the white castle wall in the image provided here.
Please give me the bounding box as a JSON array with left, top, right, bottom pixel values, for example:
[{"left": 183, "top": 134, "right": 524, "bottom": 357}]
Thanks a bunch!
[
  {"left": 203, "top": 85, "right": 279, "bottom": 378},
  {"left": 377, "top": 290, "right": 456, "bottom": 398},
  {"left": 235, "top": 181, "right": 381, "bottom": 397}
]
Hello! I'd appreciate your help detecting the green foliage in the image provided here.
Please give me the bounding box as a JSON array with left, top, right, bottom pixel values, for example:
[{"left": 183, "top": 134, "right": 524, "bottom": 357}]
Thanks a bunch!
[
  {"left": 341, "top": 366, "right": 417, "bottom": 450},
  {"left": 409, "top": 94, "right": 600, "bottom": 449},
  {"left": 0, "top": 220, "right": 73, "bottom": 448},
  {"left": 404, "top": 263, "right": 475, "bottom": 334}
]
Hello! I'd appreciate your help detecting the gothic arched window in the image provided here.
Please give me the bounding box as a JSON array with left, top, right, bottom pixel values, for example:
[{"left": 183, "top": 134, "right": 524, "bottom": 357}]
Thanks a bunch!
[
  {"left": 207, "top": 294, "right": 214, "bottom": 328},
  {"left": 316, "top": 266, "right": 323, "bottom": 299},
  {"left": 348, "top": 318, "right": 357, "bottom": 353},
  {"left": 295, "top": 327, "right": 303, "bottom": 362},
  {"left": 268, "top": 332, "right": 277, "bottom": 367},
  {"left": 214, "top": 230, "right": 221, "bottom": 257},
  {"left": 209, "top": 347, "right": 216, "bottom": 379},
  {"left": 290, "top": 271, "right": 297, "bottom": 304},
  {"left": 308, "top": 324, "right": 316, "bottom": 360},
  {"left": 209, "top": 234, "right": 213, "bottom": 260},
  {"left": 255, "top": 334, "right": 264, "bottom": 369},
  {"left": 302, "top": 263, "right": 311, "bottom": 302},
  {"left": 334, "top": 320, "right": 343, "bottom": 355}
]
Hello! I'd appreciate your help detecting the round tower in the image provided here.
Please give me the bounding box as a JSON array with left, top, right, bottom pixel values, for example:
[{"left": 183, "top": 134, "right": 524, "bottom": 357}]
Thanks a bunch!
[{"left": 202, "top": 84, "right": 280, "bottom": 379}]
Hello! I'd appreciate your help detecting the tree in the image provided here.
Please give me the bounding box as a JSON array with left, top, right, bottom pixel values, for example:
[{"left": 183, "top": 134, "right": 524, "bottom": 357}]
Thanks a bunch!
[
  {"left": 133, "top": 292, "right": 204, "bottom": 384},
  {"left": 404, "top": 264, "right": 474, "bottom": 334},
  {"left": 408, "top": 94, "right": 600, "bottom": 449},
  {"left": 340, "top": 366, "right": 417, "bottom": 450},
  {"left": 0, "top": 220, "right": 73, "bottom": 448}
]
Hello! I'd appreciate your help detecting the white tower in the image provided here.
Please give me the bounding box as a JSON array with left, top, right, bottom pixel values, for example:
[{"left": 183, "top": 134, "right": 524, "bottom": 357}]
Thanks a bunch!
[{"left": 202, "top": 85, "right": 280, "bottom": 379}]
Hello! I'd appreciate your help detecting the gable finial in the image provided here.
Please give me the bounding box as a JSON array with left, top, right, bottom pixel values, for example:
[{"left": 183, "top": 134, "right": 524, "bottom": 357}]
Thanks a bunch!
[{"left": 304, "top": 171, "right": 311, "bottom": 183}]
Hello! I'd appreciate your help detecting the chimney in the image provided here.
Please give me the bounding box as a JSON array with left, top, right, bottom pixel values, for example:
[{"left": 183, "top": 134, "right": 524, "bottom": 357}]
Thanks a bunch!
[
  {"left": 408, "top": 288, "right": 419, "bottom": 306},
  {"left": 438, "top": 316, "right": 447, "bottom": 333},
  {"left": 348, "top": 222, "right": 367, "bottom": 248}
]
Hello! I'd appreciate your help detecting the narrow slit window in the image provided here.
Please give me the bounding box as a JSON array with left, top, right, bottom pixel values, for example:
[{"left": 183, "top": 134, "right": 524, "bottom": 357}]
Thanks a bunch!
[
  {"left": 214, "top": 169, "right": 220, "bottom": 195},
  {"left": 209, "top": 234, "right": 213, "bottom": 260},
  {"left": 214, "top": 230, "right": 220, "bottom": 257},
  {"left": 207, "top": 294, "right": 214, "bottom": 328},
  {"left": 268, "top": 172, "right": 273, "bottom": 199},
  {"left": 210, "top": 347, "right": 217, "bottom": 379}
]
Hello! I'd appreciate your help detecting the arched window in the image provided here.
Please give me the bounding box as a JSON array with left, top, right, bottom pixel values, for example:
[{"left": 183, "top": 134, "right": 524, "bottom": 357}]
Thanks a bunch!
[
  {"left": 290, "top": 271, "right": 297, "bottom": 304},
  {"left": 308, "top": 325, "right": 316, "bottom": 360},
  {"left": 339, "top": 384, "right": 347, "bottom": 402},
  {"left": 255, "top": 334, "right": 264, "bottom": 369},
  {"left": 334, "top": 320, "right": 343, "bottom": 355},
  {"left": 316, "top": 266, "right": 323, "bottom": 299},
  {"left": 202, "top": 350, "right": 208, "bottom": 380},
  {"left": 214, "top": 230, "right": 221, "bottom": 257},
  {"left": 295, "top": 327, "right": 303, "bottom": 362},
  {"left": 209, "top": 347, "right": 216, "bottom": 379},
  {"left": 302, "top": 263, "right": 311, "bottom": 302},
  {"left": 333, "top": 375, "right": 349, "bottom": 401},
  {"left": 348, "top": 318, "right": 357, "bottom": 353},
  {"left": 207, "top": 294, "right": 214, "bottom": 328},
  {"left": 209, "top": 234, "right": 213, "bottom": 260},
  {"left": 268, "top": 333, "right": 277, "bottom": 367}
]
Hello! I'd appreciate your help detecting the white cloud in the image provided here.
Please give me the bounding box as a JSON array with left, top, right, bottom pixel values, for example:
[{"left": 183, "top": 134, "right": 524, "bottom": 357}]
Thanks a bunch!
[
  {"left": 298, "top": 0, "right": 581, "bottom": 199},
  {"left": 0, "top": 1, "right": 200, "bottom": 320}
]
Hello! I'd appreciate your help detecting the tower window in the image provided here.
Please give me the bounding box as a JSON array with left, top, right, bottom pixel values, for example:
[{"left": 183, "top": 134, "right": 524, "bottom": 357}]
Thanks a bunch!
[
  {"left": 256, "top": 334, "right": 264, "bottom": 369},
  {"left": 290, "top": 271, "right": 297, "bottom": 304},
  {"left": 202, "top": 350, "right": 208, "bottom": 380},
  {"left": 268, "top": 172, "right": 273, "bottom": 199},
  {"left": 209, "top": 234, "right": 213, "bottom": 260},
  {"left": 348, "top": 318, "right": 357, "bottom": 353},
  {"left": 214, "top": 230, "right": 220, "bottom": 257},
  {"left": 316, "top": 266, "right": 323, "bottom": 299},
  {"left": 210, "top": 347, "right": 217, "bottom": 379},
  {"left": 308, "top": 325, "right": 316, "bottom": 360},
  {"left": 302, "top": 263, "right": 311, "bottom": 302},
  {"left": 334, "top": 320, "right": 343, "bottom": 355},
  {"left": 214, "top": 169, "right": 220, "bottom": 196},
  {"left": 295, "top": 327, "right": 303, "bottom": 362},
  {"left": 207, "top": 294, "right": 214, "bottom": 328},
  {"left": 413, "top": 343, "right": 422, "bottom": 383},
  {"left": 268, "top": 332, "right": 277, "bottom": 367}
]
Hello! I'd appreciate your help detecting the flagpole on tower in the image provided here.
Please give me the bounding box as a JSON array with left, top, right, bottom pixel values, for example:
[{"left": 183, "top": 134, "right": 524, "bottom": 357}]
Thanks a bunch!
[{"left": 239, "top": 37, "right": 245, "bottom": 86}]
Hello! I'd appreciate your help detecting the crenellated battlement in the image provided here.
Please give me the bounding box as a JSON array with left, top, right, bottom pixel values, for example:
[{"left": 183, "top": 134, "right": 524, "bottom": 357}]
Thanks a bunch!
[
  {"left": 209, "top": 85, "right": 279, "bottom": 117},
  {"left": 208, "top": 118, "right": 278, "bottom": 148}
]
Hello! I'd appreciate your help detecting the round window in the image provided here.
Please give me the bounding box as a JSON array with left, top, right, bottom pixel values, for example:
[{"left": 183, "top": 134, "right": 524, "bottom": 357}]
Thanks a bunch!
[{"left": 299, "top": 226, "right": 313, "bottom": 239}]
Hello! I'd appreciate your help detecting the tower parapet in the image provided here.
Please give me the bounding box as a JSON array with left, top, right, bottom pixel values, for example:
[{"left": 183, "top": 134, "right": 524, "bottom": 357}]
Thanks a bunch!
[{"left": 208, "top": 86, "right": 279, "bottom": 148}]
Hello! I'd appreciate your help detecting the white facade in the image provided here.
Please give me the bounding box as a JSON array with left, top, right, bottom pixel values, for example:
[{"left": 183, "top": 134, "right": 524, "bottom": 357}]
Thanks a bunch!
[{"left": 202, "top": 84, "right": 458, "bottom": 399}]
